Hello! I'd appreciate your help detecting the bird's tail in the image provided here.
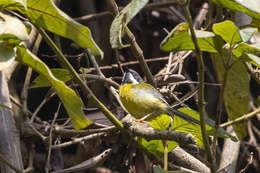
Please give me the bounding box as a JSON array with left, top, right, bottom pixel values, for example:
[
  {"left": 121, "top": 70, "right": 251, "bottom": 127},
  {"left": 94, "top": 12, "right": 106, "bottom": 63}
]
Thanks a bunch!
[{"left": 167, "top": 108, "right": 200, "bottom": 125}]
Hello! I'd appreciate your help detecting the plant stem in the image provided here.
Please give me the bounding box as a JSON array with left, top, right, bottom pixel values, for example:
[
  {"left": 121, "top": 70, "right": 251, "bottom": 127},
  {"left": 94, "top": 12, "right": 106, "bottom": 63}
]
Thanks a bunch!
[
  {"left": 37, "top": 27, "right": 125, "bottom": 133},
  {"left": 183, "top": 1, "right": 216, "bottom": 172},
  {"left": 106, "top": 0, "right": 155, "bottom": 86}
]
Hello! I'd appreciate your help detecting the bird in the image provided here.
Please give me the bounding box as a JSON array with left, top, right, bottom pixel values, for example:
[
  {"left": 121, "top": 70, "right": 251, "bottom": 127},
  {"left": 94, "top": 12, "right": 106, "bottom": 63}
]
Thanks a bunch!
[{"left": 119, "top": 68, "right": 200, "bottom": 125}]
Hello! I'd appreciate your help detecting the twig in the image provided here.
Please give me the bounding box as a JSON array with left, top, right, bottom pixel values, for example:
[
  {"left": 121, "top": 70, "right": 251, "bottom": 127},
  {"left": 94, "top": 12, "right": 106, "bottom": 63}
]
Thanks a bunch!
[
  {"left": 45, "top": 103, "right": 61, "bottom": 173},
  {"left": 85, "top": 49, "right": 104, "bottom": 77},
  {"left": 21, "top": 67, "right": 32, "bottom": 116},
  {"left": 30, "top": 89, "right": 56, "bottom": 123},
  {"left": 170, "top": 147, "right": 210, "bottom": 172},
  {"left": 106, "top": 0, "right": 155, "bottom": 86},
  {"left": 29, "top": 123, "right": 47, "bottom": 141},
  {"left": 83, "top": 74, "right": 120, "bottom": 88},
  {"left": 238, "top": 152, "right": 254, "bottom": 173},
  {"left": 220, "top": 106, "right": 260, "bottom": 128},
  {"left": 182, "top": 1, "right": 215, "bottom": 172},
  {"left": 37, "top": 27, "right": 126, "bottom": 133},
  {"left": 0, "top": 153, "right": 23, "bottom": 173},
  {"left": 51, "top": 133, "right": 106, "bottom": 149},
  {"left": 74, "top": 0, "right": 181, "bottom": 22},
  {"left": 50, "top": 148, "right": 112, "bottom": 173},
  {"left": 54, "top": 126, "right": 117, "bottom": 138},
  {"left": 23, "top": 144, "right": 35, "bottom": 173}
]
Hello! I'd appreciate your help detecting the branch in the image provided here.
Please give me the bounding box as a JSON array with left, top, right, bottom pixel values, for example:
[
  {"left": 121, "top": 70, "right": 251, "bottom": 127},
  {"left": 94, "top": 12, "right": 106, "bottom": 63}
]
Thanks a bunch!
[
  {"left": 37, "top": 27, "right": 126, "bottom": 133},
  {"left": 106, "top": 0, "right": 155, "bottom": 86},
  {"left": 50, "top": 148, "right": 112, "bottom": 173},
  {"left": 220, "top": 106, "right": 260, "bottom": 128},
  {"left": 122, "top": 115, "right": 197, "bottom": 147},
  {"left": 0, "top": 153, "right": 23, "bottom": 173},
  {"left": 170, "top": 147, "right": 210, "bottom": 173},
  {"left": 182, "top": 1, "right": 215, "bottom": 172}
]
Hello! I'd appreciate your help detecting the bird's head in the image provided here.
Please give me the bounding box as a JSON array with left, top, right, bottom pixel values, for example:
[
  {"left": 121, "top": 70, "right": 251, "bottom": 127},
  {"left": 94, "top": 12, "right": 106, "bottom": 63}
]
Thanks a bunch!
[{"left": 121, "top": 68, "right": 144, "bottom": 85}]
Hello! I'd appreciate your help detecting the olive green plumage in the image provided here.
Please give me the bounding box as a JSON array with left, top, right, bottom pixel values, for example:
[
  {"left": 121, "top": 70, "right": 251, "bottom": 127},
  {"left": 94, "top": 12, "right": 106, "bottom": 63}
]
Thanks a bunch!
[
  {"left": 119, "top": 69, "right": 200, "bottom": 124},
  {"left": 119, "top": 82, "right": 168, "bottom": 119}
]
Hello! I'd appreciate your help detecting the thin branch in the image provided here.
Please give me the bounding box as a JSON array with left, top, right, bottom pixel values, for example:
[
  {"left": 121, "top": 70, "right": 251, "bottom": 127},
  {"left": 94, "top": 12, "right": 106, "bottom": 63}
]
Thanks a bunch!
[
  {"left": 74, "top": 0, "right": 181, "bottom": 22},
  {"left": 30, "top": 89, "right": 56, "bottom": 123},
  {"left": 182, "top": 1, "right": 215, "bottom": 172},
  {"left": 45, "top": 103, "right": 61, "bottom": 173},
  {"left": 51, "top": 133, "right": 106, "bottom": 149},
  {"left": 50, "top": 148, "right": 112, "bottom": 173},
  {"left": 0, "top": 153, "right": 23, "bottom": 173},
  {"left": 220, "top": 106, "right": 260, "bottom": 128},
  {"left": 238, "top": 152, "right": 254, "bottom": 173},
  {"left": 122, "top": 115, "right": 197, "bottom": 147},
  {"left": 37, "top": 27, "right": 125, "bottom": 133},
  {"left": 54, "top": 126, "right": 117, "bottom": 138},
  {"left": 106, "top": 0, "right": 155, "bottom": 86}
]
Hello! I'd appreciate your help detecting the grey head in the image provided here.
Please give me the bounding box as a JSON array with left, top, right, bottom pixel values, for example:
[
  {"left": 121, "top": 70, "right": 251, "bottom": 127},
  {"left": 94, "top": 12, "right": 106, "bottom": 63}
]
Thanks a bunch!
[{"left": 121, "top": 68, "right": 144, "bottom": 85}]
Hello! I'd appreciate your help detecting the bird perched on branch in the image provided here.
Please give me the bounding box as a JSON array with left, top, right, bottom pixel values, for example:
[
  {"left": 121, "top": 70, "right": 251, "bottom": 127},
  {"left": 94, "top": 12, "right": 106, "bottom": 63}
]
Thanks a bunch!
[{"left": 119, "top": 68, "right": 200, "bottom": 125}]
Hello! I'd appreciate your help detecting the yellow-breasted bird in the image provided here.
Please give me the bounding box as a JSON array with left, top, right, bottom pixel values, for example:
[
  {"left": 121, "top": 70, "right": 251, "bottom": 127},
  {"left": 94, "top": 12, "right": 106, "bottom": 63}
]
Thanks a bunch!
[{"left": 119, "top": 69, "right": 200, "bottom": 124}]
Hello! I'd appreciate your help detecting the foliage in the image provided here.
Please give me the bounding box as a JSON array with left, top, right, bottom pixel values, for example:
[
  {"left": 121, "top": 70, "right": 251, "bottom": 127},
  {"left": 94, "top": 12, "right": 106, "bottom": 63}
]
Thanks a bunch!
[{"left": 0, "top": 0, "right": 260, "bottom": 172}]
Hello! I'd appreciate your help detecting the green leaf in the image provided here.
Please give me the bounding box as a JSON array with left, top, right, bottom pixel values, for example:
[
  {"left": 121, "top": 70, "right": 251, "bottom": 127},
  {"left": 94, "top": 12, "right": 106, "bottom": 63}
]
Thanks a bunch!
[
  {"left": 153, "top": 165, "right": 190, "bottom": 173},
  {"left": 110, "top": 0, "right": 149, "bottom": 49},
  {"left": 213, "top": 20, "right": 242, "bottom": 46},
  {"left": 31, "top": 68, "right": 71, "bottom": 88},
  {"left": 141, "top": 107, "right": 237, "bottom": 158},
  {"left": 250, "top": 19, "right": 260, "bottom": 30},
  {"left": 8, "top": 0, "right": 103, "bottom": 57},
  {"left": 239, "top": 27, "right": 258, "bottom": 42},
  {"left": 210, "top": 0, "right": 260, "bottom": 20},
  {"left": 232, "top": 42, "right": 260, "bottom": 58},
  {"left": 141, "top": 138, "right": 178, "bottom": 158},
  {"left": 0, "top": 12, "right": 28, "bottom": 42},
  {"left": 0, "top": 0, "right": 27, "bottom": 9},
  {"left": 246, "top": 53, "right": 260, "bottom": 67},
  {"left": 160, "top": 23, "right": 224, "bottom": 53},
  {"left": 0, "top": 45, "right": 15, "bottom": 70},
  {"left": 16, "top": 46, "right": 92, "bottom": 130},
  {"left": 141, "top": 114, "right": 178, "bottom": 158},
  {"left": 172, "top": 108, "right": 204, "bottom": 146},
  {"left": 176, "top": 108, "right": 238, "bottom": 143},
  {"left": 213, "top": 53, "right": 248, "bottom": 139},
  {"left": 232, "top": 42, "right": 260, "bottom": 67}
]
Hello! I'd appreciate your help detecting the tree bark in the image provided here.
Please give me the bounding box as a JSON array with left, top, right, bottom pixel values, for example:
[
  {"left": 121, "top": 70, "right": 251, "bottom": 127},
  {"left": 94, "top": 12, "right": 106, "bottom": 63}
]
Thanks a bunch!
[{"left": 0, "top": 72, "right": 23, "bottom": 173}]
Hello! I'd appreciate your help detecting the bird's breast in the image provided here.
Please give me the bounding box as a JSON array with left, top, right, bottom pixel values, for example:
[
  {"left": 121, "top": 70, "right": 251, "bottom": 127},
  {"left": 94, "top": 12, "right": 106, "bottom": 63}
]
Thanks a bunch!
[{"left": 119, "top": 84, "right": 167, "bottom": 119}]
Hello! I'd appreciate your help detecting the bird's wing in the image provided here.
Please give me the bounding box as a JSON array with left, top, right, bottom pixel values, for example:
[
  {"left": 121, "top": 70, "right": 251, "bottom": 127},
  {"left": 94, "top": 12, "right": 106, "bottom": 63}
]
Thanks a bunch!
[{"left": 132, "top": 82, "right": 169, "bottom": 105}]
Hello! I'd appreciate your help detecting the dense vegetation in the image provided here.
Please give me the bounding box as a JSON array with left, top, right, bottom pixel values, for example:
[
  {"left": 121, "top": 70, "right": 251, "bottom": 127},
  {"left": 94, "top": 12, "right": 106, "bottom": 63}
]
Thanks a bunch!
[{"left": 0, "top": 0, "right": 259, "bottom": 173}]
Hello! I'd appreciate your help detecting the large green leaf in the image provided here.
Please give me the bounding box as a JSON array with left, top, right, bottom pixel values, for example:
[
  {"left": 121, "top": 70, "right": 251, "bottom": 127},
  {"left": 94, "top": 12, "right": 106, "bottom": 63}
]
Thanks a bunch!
[
  {"left": 210, "top": 0, "right": 260, "bottom": 20},
  {"left": 213, "top": 53, "right": 248, "bottom": 139},
  {"left": 31, "top": 68, "right": 71, "bottom": 88},
  {"left": 140, "top": 107, "right": 237, "bottom": 158},
  {"left": 16, "top": 46, "right": 92, "bottom": 130},
  {"left": 0, "top": 0, "right": 27, "bottom": 8},
  {"left": 8, "top": 0, "right": 103, "bottom": 57},
  {"left": 160, "top": 23, "right": 224, "bottom": 53},
  {"left": 213, "top": 20, "right": 242, "bottom": 46},
  {"left": 141, "top": 114, "right": 178, "bottom": 157},
  {"left": 110, "top": 0, "right": 149, "bottom": 49}
]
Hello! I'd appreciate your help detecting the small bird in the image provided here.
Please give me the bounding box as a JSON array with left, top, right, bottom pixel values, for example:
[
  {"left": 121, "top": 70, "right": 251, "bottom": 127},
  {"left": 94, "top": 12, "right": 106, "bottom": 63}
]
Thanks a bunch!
[{"left": 119, "top": 69, "right": 200, "bottom": 125}]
